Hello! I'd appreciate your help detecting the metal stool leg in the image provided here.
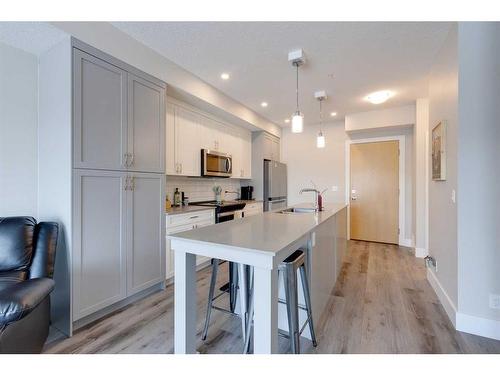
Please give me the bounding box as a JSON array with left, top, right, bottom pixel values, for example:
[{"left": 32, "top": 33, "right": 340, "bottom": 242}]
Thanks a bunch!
[
  {"left": 243, "top": 274, "right": 254, "bottom": 354},
  {"left": 283, "top": 264, "right": 300, "bottom": 354},
  {"left": 202, "top": 259, "right": 219, "bottom": 341},
  {"left": 238, "top": 263, "right": 249, "bottom": 341},
  {"left": 299, "top": 264, "right": 317, "bottom": 347}
]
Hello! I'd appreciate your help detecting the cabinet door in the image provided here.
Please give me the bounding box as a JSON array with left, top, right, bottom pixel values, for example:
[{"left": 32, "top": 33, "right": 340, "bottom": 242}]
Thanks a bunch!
[
  {"left": 262, "top": 134, "right": 274, "bottom": 160},
  {"left": 73, "top": 170, "right": 127, "bottom": 320},
  {"left": 242, "top": 133, "right": 252, "bottom": 178},
  {"left": 128, "top": 75, "right": 166, "bottom": 173},
  {"left": 175, "top": 106, "right": 201, "bottom": 176},
  {"left": 73, "top": 49, "right": 128, "bottom": 170},
  {"left": 166, "top": 102, "right": 176, "bottom": 175},
  {"left": 272, "top": 138, "right": 281, "bottom": 162},
  {"left": 127, "top": 173, "right": 165, "bottom": 295}
]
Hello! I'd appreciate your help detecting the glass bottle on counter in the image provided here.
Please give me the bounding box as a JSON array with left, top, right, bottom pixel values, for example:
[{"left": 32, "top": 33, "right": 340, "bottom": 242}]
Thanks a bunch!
[{"left": 173, "top": 188, "right": 181, "bottom": 207}]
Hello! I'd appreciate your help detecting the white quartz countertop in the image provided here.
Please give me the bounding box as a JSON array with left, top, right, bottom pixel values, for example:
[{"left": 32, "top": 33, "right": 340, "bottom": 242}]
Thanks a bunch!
[
  {"left": 165, "top": 205, "right": 215, "bottom": 215},
  {"left": 169, "top": 203, "right": 347, "bottom": 255}
]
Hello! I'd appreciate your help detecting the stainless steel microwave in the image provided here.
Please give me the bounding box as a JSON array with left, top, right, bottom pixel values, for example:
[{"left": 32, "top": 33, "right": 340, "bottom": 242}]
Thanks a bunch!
[{"left": 201, "top": 149, "right": 232, "bottom": 177}]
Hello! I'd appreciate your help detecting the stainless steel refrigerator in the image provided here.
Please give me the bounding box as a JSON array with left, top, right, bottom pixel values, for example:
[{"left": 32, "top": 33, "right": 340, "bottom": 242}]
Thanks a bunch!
[{"left": 263, "top": 159, "right": 287, "bottom": 211}]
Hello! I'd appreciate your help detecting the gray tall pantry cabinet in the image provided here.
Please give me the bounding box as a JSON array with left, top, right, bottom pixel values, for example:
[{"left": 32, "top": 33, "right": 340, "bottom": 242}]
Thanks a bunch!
[{"left": 38, "top": 38, "right": 166, "bottom": 335}]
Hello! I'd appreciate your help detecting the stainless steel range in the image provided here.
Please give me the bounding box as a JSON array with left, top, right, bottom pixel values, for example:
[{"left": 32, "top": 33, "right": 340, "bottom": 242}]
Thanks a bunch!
[{"left": 190, "top": 200, "right": 246, "bottom": 223}]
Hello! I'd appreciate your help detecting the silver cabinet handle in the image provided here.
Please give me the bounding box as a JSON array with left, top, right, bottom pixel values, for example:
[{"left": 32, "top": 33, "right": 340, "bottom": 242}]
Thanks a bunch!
[{"left": 189, "top": 215, "right": 199, "bottom": 219}]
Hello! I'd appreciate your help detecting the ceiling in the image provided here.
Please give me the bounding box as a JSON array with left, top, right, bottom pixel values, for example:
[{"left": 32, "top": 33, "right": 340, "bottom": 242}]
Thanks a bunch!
[
  {"left": 112, "top": 22, "right": 452, "bottom": 128},
  {"left": 0, "top": 22, "right": 67, "bottom": 56}
]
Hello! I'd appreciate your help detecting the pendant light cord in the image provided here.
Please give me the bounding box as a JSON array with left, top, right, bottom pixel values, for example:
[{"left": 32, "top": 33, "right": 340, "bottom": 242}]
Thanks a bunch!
[{"left": 295, "top": 63, "right": 299, "bottom": 112}]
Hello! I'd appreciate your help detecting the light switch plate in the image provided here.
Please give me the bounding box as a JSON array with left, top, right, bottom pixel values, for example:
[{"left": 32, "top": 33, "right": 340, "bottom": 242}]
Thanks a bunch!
[
  {"left": 451, "top": 189, "right": 456, "bottom": 203},
  {"left": 489, "top": 294, "right": 500, "bottom": 309},
  {"left": 332, "top": 186, "right": 338, "bottom": 192}
]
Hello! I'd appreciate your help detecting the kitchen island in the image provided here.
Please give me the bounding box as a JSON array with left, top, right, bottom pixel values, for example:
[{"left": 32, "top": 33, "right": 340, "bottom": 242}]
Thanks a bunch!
[{"left": 169, "top": 203, "right": 347, "bottom": 354}]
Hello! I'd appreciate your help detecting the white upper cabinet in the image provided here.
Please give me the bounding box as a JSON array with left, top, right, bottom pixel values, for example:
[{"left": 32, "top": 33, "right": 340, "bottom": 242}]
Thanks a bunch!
[
  {"left": 175, "top": 106, "right": 201, "bottom": 176},
  {"left": 166, "top": 102, "right": 176, "bottom": 175},
  {"left": 166, "top": 99, "right": 252, "bottom": 178},
  {"left": 128, "top": 74, "right": 165, "bottom": 173},
  {"left": 262, "top": 133, "right": 281, "bottom": 161},
  {"left": 73, "top": 49, "right": 128, "bottom": 170},
  {"left": 73, "top": 48, "right": 166, "bottom": 173}
]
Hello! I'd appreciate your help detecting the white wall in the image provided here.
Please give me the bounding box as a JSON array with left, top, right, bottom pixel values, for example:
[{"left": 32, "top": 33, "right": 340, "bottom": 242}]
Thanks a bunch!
[
  {"left": 0, "top": 42, "right": 38, "bottom": 217},
  {"left": 427, "top": 24, "right": 459, "bottom": 318},
  {"left": 457, "top": 22, "right": 500, "bottom": 325},
  {"left": 345, "top": 104, "right": 415, "bottom": 132},
  {"left": 415, "top": 98, "right": 429, "bottom": 256},
  {"left": 38, "top": 37, "right": 73, "bottom": 335},
  {"left": 281, "top": 121, "right": 347, "bottom": 206}
]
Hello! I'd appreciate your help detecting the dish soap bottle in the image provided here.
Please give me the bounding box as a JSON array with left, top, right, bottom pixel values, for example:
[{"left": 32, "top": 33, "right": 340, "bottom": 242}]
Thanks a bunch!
[{"left": 173, "top": 188, "right": 181, "bottom": 207}]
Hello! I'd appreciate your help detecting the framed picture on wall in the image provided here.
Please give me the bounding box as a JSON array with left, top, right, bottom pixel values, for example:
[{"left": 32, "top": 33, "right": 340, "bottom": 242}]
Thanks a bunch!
[{"left": 432, "top": 121, "right": 446, "bottom": 181}]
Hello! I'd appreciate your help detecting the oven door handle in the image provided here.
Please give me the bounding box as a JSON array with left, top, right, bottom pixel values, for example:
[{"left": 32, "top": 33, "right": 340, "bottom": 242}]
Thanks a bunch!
[{"left": 218, "top": 211, "right": 235, "bottom": 218}]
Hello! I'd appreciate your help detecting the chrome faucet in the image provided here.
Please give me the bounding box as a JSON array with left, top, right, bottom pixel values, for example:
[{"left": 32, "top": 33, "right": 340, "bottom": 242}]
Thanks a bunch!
[{"left": 299, "top": 188, "right": 320, "bottom": 211}]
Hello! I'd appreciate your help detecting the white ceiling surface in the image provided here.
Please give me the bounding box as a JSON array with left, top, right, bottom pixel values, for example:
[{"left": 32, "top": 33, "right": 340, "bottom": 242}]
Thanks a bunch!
[
  {"left": 0, "top": 22, "right": 67, "bottom": 56},
  {"left": 112, "top": 22, "right": 451, "bottom": 128}
]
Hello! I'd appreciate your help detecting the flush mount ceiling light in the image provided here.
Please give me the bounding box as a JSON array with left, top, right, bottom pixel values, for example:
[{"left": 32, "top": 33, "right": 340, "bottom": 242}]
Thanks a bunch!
[
  {"left": 330, "top": 112, "right": 337, "bottom": 117},
  {"left": 365, "top": 90, "right": 394, "bottom": 104},
  {"left": 315, "top": 91, "right": 327, "bottom": 148},
  {"left": 220, "top": 73, "right": 230, "bottom": 80},
  {"left": 261, "top": 102, "right": 268, "bottom": 108},
  {"left": 284, "top": 119, "right": 290, "bottom": 123},
  {"left": 288, "top": 49, "right": 305, "bottom": 133}
]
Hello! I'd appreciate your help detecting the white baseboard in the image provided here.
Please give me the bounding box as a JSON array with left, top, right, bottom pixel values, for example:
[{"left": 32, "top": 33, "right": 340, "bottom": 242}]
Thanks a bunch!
[
  {"left": 415, "top": 247, "right": 428, "bottom": 258},
  {"left": 399, "top": 238, "right": 414, "bottom": 247},
  {"left": 456, "top": 313, "right": 500, "bottom": 341},
  {"left": 426, "top": 268, "right": 457, "bottom": 327}
]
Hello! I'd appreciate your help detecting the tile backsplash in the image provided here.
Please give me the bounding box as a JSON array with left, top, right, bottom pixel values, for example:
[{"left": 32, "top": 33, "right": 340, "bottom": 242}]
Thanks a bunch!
[{"left": 165, "top": 176, "right": 243, "bottom": 203}]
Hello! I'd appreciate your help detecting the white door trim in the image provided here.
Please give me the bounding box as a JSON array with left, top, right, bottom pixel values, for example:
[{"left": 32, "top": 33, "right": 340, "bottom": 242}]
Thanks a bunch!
[{"left": 345, "top": 135, "right": 406, "bottom": 246}]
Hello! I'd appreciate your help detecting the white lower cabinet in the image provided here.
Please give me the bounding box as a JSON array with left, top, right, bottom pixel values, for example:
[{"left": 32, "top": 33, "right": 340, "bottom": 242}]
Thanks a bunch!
[
  {"left": 165, "top": 209, "right": 215, "bottom": 279},
  {"left": 73, "top": 169, "right": 165, "bottom": 321}
]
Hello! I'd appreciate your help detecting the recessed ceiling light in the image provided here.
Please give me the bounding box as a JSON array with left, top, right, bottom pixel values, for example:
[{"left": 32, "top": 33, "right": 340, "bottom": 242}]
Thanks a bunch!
[
  {"left": 220, "top": 73, "right": 230, "bottom": 80},
  {"left": 330, "top": 112, "right": 337, "bottom": 117},
  {"left": 365, "top": 90, "right": 394, "bottom": 104},
  {"left": 261, "top": 102, "right": 268, "bottom": 108},
  {"left": 284, "top": 119, "right": 290, "bottom": 123}
]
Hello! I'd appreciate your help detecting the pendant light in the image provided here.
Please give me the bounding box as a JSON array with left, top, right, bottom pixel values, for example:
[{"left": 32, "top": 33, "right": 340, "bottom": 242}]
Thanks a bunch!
[
  {"left": 315, "top": 91, "right": 327, "bottom": 148},
  {"left": 289, "top": 49, "right": 305, "bottom": 133}
]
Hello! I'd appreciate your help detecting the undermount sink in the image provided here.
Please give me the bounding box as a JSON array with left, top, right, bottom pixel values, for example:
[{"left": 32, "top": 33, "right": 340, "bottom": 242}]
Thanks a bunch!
[{"left": 277, "top": 207, "right": 317, "bottom": 214}]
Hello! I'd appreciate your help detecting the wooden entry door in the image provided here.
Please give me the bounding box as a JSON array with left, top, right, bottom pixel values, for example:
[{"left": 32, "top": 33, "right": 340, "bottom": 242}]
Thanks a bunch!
[{"left": 350, "top": 141, "right": 399, "bottom": 244}]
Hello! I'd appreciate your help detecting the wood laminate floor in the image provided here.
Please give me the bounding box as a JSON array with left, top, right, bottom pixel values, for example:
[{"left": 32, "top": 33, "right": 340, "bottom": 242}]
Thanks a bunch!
[{"left": 44, "top": 240, "right": 500, "bottom": 354}]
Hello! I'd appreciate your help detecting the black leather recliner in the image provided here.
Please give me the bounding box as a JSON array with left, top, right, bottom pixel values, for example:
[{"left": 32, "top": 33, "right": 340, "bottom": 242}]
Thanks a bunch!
[{"left": 0, "top": 217, "right": 58, "bottom": 353}]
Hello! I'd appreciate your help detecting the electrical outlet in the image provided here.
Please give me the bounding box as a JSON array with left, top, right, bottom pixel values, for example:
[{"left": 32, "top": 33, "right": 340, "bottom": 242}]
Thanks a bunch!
[
  {"left": 332, "top": 185, "right": 338, "bottom": 192},
  {"left": 489, "top": 294, "right": 500, "bottom": 309},
  {"left": 451, "top": 189, "right": 456, "bottom": 204}
]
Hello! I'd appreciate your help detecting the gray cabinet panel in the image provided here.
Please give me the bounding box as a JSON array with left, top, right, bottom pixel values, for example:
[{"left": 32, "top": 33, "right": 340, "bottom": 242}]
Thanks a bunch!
[
  {"left": 127, "top": 173, "right": 165, "bottom": 295},
  {"left": 73, "top": 49, "right": 127, "bottom": 170},
  {"left": 128, "top": 75, "right": 166, "bottom": 173},
  {"left": 73, "top": 170, "right": 127, "bottom": 320}
]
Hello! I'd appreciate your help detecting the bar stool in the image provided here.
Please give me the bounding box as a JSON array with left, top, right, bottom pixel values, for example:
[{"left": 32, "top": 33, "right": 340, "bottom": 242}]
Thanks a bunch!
[
  {"left": 202, "top": 260, "right": 252, "bottom": 342},
  {"left": 243, "top": 249, "right": 317, "bottom": 354}
]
